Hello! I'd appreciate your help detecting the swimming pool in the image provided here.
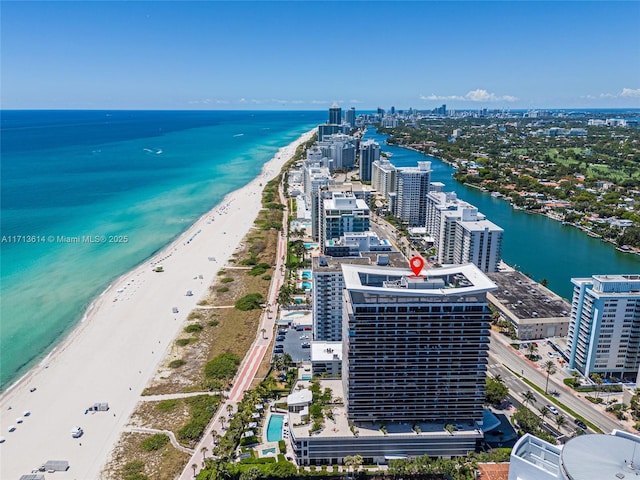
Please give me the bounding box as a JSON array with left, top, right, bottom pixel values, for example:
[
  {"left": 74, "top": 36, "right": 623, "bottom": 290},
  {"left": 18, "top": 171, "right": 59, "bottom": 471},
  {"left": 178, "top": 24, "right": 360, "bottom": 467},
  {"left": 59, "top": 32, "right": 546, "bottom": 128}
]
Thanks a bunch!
[
  {"left": 301, "top": 270, "right": 312, "bottom": 279},
  {"left": 262, "top": 447, "right": 277, "bottom": 455},
  {"left": 266, "top": 414, "right": 284, "bottom": 442},
  {"left": 285, "top": 311, "right": 308, "bottom": 318},
  {"left": 301, "top": 374, "right": 312, "bottom": 381},
  {"left": 304, "top": 243, "right": 318, "bottom": 249},
  {"left": 301, "top": 282, "right": 312, "bottom": 290}
]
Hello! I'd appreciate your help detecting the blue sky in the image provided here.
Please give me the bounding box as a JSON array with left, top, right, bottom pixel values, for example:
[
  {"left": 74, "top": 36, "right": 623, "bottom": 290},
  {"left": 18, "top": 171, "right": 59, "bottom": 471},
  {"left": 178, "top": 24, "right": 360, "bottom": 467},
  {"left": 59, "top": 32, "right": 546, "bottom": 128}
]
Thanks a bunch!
[{"left": 1, "top": 1, "right": 639, "bottom": 110}]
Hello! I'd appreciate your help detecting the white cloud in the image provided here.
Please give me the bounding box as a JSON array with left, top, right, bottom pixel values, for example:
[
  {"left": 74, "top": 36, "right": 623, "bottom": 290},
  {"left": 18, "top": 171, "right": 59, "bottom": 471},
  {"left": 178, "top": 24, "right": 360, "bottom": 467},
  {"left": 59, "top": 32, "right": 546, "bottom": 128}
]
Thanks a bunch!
[
  {"left": 621, "top": 88, "right": 640, "bottom": 97},
  {"left": 311, "top": 100, "right": 330, "bottom": 105},
  {"left": 238, "top": 98, "right": 247, "bottom": 103},
  {"left": 420, "top": 89, "right": 517, "bottom": 103}
]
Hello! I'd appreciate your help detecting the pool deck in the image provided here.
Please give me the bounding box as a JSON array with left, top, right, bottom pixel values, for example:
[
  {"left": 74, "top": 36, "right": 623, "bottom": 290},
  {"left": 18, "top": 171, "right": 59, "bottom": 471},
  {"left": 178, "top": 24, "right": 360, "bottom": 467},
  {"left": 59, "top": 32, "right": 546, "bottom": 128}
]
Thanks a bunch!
[{"left": 258, "top": 410, "right": 289, "bottom": 458}]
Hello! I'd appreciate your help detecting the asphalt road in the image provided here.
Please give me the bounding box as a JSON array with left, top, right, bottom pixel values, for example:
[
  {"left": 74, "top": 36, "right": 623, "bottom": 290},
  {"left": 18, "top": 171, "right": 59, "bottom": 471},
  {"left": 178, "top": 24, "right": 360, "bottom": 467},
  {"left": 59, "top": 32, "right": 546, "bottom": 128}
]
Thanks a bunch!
[{"left": 489, "top": 331, "right": 626, "bottom": 434}]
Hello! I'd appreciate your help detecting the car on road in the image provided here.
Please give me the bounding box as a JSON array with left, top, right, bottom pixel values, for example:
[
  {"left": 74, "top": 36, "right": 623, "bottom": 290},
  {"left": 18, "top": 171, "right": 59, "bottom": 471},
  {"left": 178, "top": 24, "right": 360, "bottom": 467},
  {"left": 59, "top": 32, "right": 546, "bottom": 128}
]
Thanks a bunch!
[
  {"left": 574, "top": 418, "right": 587, "bottom": 430},
  {"left": 546, "top": 405, "right": 559, "bottom": 415},
  {"left": 301, "top": 342, "right": 311, "bottom": 348}
]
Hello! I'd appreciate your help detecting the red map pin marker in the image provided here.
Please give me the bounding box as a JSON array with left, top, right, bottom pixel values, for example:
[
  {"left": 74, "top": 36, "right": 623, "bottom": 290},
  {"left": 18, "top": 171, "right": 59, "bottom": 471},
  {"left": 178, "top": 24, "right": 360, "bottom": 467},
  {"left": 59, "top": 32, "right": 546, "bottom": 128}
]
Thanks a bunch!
[{"left": 410, "top": 256, "right": 425, "bottom": 276}]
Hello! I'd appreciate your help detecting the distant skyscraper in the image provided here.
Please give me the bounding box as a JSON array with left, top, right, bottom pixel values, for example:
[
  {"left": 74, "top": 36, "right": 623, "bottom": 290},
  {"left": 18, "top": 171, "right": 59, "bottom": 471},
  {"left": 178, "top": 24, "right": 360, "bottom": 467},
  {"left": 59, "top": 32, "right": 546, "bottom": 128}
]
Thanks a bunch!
[
  {"left": 390, "top": 106, "right": 395, "bottom": 115},
  {"left": 394, "top": 161, "right": 432, "bottom": 227},
  {"left": 358, "top": 139, "right": 380, "bottom": 182},
  {"left": 342, "top": 263, "right": 496, "bottom": 424},
  {"left": 345, "top": 107, "right": 356, "bottom": 128},
  {"left": 566, "top": 274, "right": 640, "bottom": 384},
  {"left": 329, "top": 103, "right": 342, "bottom": 125}
]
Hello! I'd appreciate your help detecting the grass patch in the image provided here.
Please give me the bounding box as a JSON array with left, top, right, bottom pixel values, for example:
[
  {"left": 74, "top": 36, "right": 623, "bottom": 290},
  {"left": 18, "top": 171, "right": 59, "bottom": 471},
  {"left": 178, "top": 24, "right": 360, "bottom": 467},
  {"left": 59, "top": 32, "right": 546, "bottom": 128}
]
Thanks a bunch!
[
  {"left": 208, "top": 320, "right": 220, "bottom": 327},
  {"left": 156, "top": 399, "right": 179, "bottom": 413},
  {"left": 217, "top": 270, "right": 227, "bottom": 276},
  {"left": 177, "top": 394, "right": 221, "bottom": 446},
  {"left": 217, "top": 286, "right": 230, "bottom": 293},
  {"left": 175, "top": 338, "right": 196, "bottom": 347},
  {"left": 220, "top": 277, "right": 235, "bottom": 283},
  {"left": 141, "top": 433, "right": 170, "bottom": 452}
]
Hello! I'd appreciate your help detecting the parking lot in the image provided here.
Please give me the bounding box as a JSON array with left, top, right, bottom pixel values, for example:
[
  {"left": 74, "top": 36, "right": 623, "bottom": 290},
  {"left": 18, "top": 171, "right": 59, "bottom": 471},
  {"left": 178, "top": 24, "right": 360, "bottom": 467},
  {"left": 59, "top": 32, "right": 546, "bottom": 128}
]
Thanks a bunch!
[{"left": 273, "top": 325, "right": 313, "bottom": 362}]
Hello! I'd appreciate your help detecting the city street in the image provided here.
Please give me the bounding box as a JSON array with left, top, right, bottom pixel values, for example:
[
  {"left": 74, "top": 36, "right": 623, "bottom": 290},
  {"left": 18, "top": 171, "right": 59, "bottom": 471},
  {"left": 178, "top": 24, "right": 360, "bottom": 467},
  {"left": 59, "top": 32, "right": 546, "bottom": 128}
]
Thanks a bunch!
[{"left": 489, "top": 331, "right": 626, "bottom": 434}]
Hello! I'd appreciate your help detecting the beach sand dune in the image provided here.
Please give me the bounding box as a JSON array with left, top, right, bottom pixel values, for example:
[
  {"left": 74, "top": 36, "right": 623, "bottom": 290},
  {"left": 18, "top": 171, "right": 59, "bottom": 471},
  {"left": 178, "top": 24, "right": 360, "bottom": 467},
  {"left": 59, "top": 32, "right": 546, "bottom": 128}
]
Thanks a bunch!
[{"left": 0, "top": 130, "right": 314, "bottom": 479}]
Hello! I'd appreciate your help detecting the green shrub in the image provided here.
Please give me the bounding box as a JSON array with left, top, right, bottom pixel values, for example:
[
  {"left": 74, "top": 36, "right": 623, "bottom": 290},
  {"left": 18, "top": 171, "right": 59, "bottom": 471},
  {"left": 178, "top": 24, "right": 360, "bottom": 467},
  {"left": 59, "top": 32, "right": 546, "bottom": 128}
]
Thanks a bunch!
[
  {"left": 262, "top": 274, "right": 272, "bottom": 281},
  {"left": 141, "top": 433, "right": 169, "bottom": 451},
  {"left": 235, "top": 293, "right": 264, "bottom": 311},
  {"left": 177, "top": 395, "right": 220, "bottom": 444},
  {"left": 175, "top": 338, "right": 194, "bottom": 347},
  {"left": 221, "top": 277, "right": 234, "bottom": 283},
  {"left": 169, "top": 359, "right": 186, "bottom": 368},
  {"left": 204, "top": 353, "right": 241, "bottom": 380},
  {"left": 156, "top": 399, "right": 178, "bottom": 412},
  {"left": 239, "top": 435, "right": 258, "bottom": 446},
  {"left": 248, "top": 263, "right": 271, "bottom": 276},
  {"left": 184, "top": 323, "right": 204, "bottom": 333},
  {"left": 208, "top": 320, "right": 220, "bottom": 327},
  {"left": 217, "top": 270, "right": 227, "bottom": 276},
  {"left": 278, "top": 439, "right": 286, "bottom": 453},
  {"left": 217, "top": 287, "right": 230, "bottom": 293}
]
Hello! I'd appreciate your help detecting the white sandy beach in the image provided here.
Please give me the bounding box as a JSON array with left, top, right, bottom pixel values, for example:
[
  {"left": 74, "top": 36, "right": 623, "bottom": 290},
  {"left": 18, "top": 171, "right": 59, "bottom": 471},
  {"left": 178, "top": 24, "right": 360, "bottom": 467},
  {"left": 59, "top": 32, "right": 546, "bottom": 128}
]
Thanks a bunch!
[{"left": 0, "top": 129, "right": 314, "bottom": 479}]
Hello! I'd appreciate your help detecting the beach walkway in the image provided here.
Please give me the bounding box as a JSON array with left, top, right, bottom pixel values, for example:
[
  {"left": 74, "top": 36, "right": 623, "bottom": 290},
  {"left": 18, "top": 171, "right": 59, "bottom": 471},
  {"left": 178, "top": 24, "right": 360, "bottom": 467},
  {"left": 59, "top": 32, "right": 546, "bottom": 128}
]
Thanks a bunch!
[{"left": 176, "top": 161, "right": 291, "bottom": 480}]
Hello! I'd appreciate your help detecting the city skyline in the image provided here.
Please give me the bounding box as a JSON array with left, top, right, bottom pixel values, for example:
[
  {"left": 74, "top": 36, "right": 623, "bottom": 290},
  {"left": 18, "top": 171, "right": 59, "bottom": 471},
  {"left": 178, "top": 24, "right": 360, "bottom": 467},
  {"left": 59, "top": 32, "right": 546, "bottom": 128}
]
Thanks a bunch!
[{"left": 1, "top": 1, "right": 639, "bottom": 110}]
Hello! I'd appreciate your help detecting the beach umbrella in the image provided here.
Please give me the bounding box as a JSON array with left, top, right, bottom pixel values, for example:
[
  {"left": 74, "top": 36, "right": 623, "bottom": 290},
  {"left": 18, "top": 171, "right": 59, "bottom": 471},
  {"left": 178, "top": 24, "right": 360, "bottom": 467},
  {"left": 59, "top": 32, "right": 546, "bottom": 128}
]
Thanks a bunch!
[
  {"left": 0, "top": 436, "right": 5, "bottom": 442},
  {"left": 8, "top": 425, "right": 16, "bottom": 432},
  {"left": 16, "top": 417, "right": 23, "bottom": 424},
  {"left": 23, "top": 410, "right": 31, "bottom": 417}
]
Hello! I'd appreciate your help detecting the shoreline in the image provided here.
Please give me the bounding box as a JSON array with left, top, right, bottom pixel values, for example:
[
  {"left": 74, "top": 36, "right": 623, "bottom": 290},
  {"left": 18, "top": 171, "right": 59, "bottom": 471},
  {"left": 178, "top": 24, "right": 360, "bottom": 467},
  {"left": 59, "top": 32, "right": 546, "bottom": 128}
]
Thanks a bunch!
[{"left": 0, "top": 128, "right": 315, "bottom": 479}]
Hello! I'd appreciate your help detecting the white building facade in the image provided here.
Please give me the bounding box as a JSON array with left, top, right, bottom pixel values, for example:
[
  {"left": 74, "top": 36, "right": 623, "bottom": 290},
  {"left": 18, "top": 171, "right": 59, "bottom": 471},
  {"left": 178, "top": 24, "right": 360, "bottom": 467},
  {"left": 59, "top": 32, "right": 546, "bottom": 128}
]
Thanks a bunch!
[{"left": 566, "top": 274, "right": 640, "bottom": 383}]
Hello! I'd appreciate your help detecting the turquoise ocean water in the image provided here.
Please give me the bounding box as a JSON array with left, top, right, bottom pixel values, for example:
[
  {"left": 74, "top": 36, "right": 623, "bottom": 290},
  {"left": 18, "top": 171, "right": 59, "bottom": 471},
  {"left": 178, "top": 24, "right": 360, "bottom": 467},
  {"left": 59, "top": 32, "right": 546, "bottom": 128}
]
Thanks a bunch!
[{"left": 0, "top": 110, "right": 326, "bottom": 390}]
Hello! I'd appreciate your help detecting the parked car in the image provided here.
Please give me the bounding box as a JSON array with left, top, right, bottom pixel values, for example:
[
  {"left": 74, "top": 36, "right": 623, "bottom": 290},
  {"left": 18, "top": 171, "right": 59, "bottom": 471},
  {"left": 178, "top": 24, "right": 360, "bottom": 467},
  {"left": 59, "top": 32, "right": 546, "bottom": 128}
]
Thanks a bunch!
[
  {"left": 275, "top": 335, "right": 285, "bottom": 341},
  {"left": 301, "top": 342, "right": 311, "bottom": 348},
  {"left": 546, "top": 405, "right": 559, "bottom": 415},
  {"left": 574, "top": 418, "right": 587, "bottom": 430}
]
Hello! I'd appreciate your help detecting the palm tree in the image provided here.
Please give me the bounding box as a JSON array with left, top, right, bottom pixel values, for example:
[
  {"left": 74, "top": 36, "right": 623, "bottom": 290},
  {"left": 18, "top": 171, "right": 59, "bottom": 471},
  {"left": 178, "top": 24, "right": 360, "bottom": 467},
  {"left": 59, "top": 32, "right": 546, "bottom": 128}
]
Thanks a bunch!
[
  {"left": 219, "top": 415, "right": 226, "bottom": 430},
  {"left": 555, "top": 414, "right": 567, "bottom": 431},
  {"left": 191, "top": 463, "right": 198, "bottom": 478},
  {"left": 226, "top": 403, "right": 234, "bottom": 417},
  {"left": 539, "top": 406, "right": 550, "bottom": 424},
  {"left": 592, "top": 373, "right": 604, "bottom": 399},
  {"left": 522, "top": 390, "right": 536, "bottom": 408},
  {"left": 527, "top": 342, "right": 538, "bottom": 360},
  {"left": 201, "top": 446, "right": 208, "bottom": 466},
  {"left": 542, "top": 360, "right": 557, "bottom": 394}
]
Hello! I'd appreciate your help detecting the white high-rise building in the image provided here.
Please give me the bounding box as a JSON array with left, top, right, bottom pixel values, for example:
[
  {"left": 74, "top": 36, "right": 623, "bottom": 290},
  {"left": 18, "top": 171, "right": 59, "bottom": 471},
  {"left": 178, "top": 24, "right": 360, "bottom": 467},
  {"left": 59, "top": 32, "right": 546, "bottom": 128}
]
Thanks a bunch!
[
  {"left": 317, "top": 134, "right": 356, "bottom": 171},
  {"left": 426, "top": 191, "right": 503, "bottom": 273},
  {"left": 319, "top": 192, "right": 370, "bottom": 253},
  {"left": 371, "top": 158, "right": 396, "bottom": 199},
  {"left": 394, "top": 161, "right": 432, "bottom": 227},
  {"left": 566, "top": 274, "right": 640, "bottom": 383}
]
